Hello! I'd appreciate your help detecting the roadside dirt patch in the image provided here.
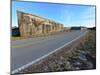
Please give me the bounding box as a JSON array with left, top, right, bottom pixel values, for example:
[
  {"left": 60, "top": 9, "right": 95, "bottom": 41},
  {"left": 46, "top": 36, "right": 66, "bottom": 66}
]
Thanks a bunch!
[{"left": 17, "top": 30, "right": 96, "bottom": 74}]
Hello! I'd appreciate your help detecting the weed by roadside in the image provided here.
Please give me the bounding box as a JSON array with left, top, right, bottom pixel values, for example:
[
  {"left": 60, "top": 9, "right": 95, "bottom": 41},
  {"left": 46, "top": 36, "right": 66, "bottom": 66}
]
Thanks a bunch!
[{"left": 18, "top": 30, "right": 96, "bottom": 74}]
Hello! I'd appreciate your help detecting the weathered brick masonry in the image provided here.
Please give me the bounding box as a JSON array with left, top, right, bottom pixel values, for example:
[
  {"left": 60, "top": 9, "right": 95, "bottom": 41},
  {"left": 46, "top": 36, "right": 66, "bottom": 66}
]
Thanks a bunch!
[{"left": 17, "top": 11, "right": 64, "bottom": 37}]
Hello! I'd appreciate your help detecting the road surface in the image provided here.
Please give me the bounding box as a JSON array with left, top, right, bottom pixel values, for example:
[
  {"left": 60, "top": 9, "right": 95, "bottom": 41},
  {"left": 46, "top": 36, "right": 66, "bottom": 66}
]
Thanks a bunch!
[{"left": 11, "top": 30, "right": 87, "bottom": 74}]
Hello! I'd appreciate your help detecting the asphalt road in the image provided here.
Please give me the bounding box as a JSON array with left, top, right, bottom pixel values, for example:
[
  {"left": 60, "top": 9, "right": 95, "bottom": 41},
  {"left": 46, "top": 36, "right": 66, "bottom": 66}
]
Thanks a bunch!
[{"left": 11, "top": 30, "right": 87, "bottom": 74}]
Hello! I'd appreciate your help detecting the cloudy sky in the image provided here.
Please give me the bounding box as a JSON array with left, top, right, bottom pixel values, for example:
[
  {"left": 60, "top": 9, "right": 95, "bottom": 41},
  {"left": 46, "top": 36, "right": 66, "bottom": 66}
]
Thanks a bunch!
[{"left": 12, "top": 1, "right": 96, "bottom": 27}]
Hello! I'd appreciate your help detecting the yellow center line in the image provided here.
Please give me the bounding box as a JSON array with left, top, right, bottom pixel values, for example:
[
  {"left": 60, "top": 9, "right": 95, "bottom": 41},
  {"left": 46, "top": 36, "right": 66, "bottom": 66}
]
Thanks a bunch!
[
  {"left": 12, "top": 42, "right": 34, "bottom": 48},
  {"left": 12, "top": 37, "right": 55, "bottom": 49}
]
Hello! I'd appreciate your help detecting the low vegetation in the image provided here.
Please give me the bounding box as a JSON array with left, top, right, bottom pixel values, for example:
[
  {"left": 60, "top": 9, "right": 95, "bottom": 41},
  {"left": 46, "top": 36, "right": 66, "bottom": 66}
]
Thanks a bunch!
[{"left": 18, "top": 30, "right": 96, "bottom": 74}]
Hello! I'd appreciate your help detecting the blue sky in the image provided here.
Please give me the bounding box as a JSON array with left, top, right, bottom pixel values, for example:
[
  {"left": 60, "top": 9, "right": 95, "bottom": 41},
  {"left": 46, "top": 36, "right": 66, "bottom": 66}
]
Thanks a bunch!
[{"left": 12, "top": 1, "right": 96, "bottom": 27}]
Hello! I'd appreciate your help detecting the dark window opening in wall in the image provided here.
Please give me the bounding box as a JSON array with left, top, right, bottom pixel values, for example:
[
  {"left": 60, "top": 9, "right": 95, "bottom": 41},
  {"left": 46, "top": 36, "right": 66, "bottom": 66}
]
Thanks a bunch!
[{"left": 31, "top": 18, "right": 34, "bottom": 22}]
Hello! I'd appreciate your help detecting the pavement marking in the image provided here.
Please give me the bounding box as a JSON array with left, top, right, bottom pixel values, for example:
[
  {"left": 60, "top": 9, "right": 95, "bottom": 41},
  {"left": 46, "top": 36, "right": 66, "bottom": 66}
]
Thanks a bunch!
[
  {"left": 12, "top": 42, "right": 34, "bottom": 48},
  {"left": 12, "top": 37, "right": 55, "bottom": 48},
  {"left": 11, "top": 31, "right": 87, "bottom": 74},
  {"left": 12, "top": 31, "right": 75, "bottom": 48}
]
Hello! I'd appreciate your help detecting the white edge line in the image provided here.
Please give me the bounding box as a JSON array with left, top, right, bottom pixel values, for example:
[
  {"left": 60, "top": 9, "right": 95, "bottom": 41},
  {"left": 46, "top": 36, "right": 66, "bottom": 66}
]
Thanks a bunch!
[{"left": 11, "top": 31, "right": 87, "bottom": 74}]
